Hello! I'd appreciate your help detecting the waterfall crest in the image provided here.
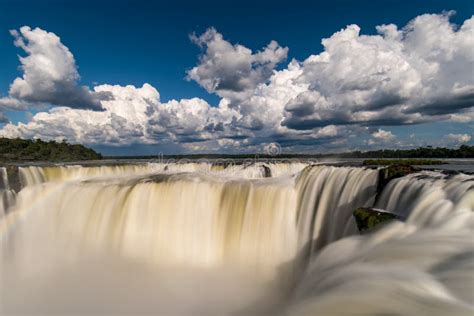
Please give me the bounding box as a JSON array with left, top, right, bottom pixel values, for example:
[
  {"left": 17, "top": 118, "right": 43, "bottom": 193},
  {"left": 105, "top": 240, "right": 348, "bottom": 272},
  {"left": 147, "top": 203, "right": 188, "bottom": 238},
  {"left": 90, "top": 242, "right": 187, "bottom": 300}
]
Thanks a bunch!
[
  {"left": 4, "top": 163, "right": 378, "bottom": 273},
  {"left": 375, "top": 171, "right": 474, "bottom": 229},
  {"left": 295, "top": 166, "right": 378, "bottom": 253},
  {"left": 17, "top": 161, "right": 310, "bottom": 187}
]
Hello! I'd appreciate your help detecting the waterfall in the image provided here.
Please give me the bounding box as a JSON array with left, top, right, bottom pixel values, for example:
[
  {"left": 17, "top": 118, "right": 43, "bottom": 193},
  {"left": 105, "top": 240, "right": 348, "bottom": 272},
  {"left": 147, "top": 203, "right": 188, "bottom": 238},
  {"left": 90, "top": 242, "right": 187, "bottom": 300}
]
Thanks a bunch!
[
  {"left": 295, "top": 166, "right": 379, "bottom": 253},
  {"left": 18, "top": 164, "right": 168, "bottom": 186},
  {"left": 4, "top": 163, "right": 377, "bottom": 271},
  {"left": 17, "top": 161, "right": 310, "bottom": 187},
  {"left": 0, "top": 167, "right": 16, "bottom": 218},
  {"left": 289, "top": 170, "right": 474, "bottom": 315},
  {"left": 375, "top": 171, "right": 474, "bottom": 229},
  {"left": 5, "top": 174, "right": 299, "bottom": 272},
  {"left": 288, "top": 223, "right": 474, "bottom": 315},
  {"left": 1, "top": 163, "right": 473, "bottom": 315}
]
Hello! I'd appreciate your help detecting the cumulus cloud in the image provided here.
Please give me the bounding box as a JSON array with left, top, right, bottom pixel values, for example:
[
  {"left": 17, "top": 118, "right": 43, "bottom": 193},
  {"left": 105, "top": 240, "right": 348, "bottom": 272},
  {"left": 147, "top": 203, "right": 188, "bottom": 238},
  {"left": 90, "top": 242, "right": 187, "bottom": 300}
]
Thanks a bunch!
[
  {"left": 147, "top": 97, "right": 239, "bottom": 144},
  {"left": 367, "top": 128, "right": 396, "bottom": 146},
  {"left": 187, "top": 28, "right": 288, "bottom": 101},
  {"left": 282, "top": 12, "right": 474, "bottom": 129},
  {"left": 372, "top": 129, "right": 396, "bottom": 141},
  {"left": 1, "top": 84, "right": 157, "bottom": 145},
  {"left": 0, "top": 26, "right": 110, "bottom": 111},
  {"left": 449, "top": 108, "right": 474, "bottom": 123},
  {"left": 446, "top": 133, "right": 472, "bottom": 143},
  {"left": 0, "top": 83, "right": 241, "bottom": 148},
  {"left": 0, "top": 13, "right": 473, "bottom": 153}
]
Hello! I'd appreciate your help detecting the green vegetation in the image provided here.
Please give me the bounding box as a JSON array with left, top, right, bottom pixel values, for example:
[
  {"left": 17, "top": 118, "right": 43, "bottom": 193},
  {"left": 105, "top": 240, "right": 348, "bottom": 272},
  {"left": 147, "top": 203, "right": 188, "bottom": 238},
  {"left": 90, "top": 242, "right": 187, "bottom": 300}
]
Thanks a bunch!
[
  {"left": 107, "top": 145, "right": 474, "bottom": 160},
  {"left": 1, "top": 137, "right": 471, "bottom": 162},
  {"left": 0, "top": 138, "right": 102, "bottom": 162},
  {"left": 363, "top": 159, "right": 445, "bottom": 166},
  {"left": 353, "top": 207, "right": 402, "bottom": 233},
  {"left": 376, "top": 164, "right": 418, "bottom": 195},
  {"left": 343, "top": 145, "right": 474, "bottom": 159}
]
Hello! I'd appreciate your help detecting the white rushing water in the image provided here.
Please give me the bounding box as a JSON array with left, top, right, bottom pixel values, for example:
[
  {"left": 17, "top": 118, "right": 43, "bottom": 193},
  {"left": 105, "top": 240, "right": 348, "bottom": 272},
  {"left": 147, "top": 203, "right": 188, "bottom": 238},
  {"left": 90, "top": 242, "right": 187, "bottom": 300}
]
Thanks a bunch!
[{"left": 0, "top": 162, "right": 473, "bottom": 315}]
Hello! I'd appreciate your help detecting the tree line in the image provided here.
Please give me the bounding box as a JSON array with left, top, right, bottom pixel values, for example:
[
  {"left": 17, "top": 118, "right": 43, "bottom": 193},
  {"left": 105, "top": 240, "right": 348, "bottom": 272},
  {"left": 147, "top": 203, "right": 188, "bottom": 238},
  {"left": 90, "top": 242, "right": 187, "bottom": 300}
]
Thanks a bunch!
[
  {"left": 0, "top": 138, "right": 102, "bottom": 162},
  {"left": 0, "top": 137, "right": 472, "bottom": 162},
  {"left": 339, "top": 145, "right": 474, "bottom": 159},
  {"left": 112, "top": 145, "right": 474, "bottom": 159}
]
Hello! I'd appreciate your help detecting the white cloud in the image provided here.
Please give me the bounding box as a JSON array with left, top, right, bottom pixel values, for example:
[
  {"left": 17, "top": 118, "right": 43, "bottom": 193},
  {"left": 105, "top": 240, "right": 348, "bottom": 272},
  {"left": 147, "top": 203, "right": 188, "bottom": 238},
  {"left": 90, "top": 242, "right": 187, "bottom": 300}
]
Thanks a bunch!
[
  {"left": 187, "top": 28, "right": 288, "bottom": 102},
  {"left": 372, "top": 129, "right": 396, "bottom": 141},
  {"left": 446, "top": 133, "right": 472, "bottom": 143},
  {"left": 0, "top": 26, "right": 110, "bottom": 111},
  {"left": 1, "top": 84, "right": 157, "bottom": 145},
  {"left": 0, "top": 83, "right": 241, "bottom": 147},
  {"left": 282, "top": 12, "right": 474, "bottom": 129},
  {"left": 147, "top": 97, "right": 239, "bottom": 144},
  {"left": 449, "top": 108, "right": 474, "bottom": 123},
  {"left": 0, "top": 13, "right": 473, "bottom": 153},
  {"left": 368, "top": 128, "right": 396, "bottom": 145}
]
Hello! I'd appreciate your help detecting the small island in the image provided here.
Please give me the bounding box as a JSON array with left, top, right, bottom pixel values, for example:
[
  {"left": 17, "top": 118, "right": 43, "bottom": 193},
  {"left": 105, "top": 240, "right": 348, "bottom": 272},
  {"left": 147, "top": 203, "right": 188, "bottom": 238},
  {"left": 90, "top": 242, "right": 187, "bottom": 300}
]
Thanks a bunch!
[{"left": 0, "top": 138, "right": 102, "bottom": 162}]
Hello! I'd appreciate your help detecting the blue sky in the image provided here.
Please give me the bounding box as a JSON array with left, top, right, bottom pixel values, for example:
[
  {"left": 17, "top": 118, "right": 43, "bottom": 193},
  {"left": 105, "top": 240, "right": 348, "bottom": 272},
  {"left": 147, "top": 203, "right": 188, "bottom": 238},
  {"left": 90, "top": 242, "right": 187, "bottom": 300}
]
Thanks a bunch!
[{"left": 0, "top": 0, "right": 472, "bottom": 155}]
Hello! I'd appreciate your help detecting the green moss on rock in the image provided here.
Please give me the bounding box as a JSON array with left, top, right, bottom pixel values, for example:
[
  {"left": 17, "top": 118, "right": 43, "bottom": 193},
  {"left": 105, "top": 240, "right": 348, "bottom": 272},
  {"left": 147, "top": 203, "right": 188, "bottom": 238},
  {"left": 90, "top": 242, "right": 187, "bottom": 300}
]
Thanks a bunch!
[
  {"left": 353, "top": 207, "right": 402, "bottom": 233},
  {"left": 5, "top": 165, "right": 21, "bottom": 192},
  {"left": 377, "top": 164, "right": 418, "bottom": 195}
]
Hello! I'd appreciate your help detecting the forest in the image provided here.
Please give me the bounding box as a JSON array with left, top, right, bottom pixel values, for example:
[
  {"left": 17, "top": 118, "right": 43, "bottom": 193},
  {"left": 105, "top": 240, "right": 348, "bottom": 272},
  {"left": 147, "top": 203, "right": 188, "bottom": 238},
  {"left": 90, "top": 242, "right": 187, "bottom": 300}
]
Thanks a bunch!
[
  {"left": 341, "top": 145, "right": 474, "bottom": 159},
  {"left": 0, "top": 138, "right": 102, "bottom": 162},
  {"left": 0, "top": 137, "right": 473, "bottom": 162}
]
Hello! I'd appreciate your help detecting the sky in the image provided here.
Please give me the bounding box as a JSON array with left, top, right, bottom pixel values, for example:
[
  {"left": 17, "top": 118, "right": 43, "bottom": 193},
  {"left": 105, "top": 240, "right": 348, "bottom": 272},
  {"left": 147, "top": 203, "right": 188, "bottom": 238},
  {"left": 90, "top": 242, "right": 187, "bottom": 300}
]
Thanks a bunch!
[{"left": 0, "top": 0, "right": 472, "bottom": 155}]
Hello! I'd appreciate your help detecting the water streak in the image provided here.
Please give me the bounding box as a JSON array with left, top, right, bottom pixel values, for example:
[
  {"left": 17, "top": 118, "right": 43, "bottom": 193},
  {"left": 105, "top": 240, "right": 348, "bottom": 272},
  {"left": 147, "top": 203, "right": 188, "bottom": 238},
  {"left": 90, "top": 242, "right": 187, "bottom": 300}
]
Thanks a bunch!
[{"left": 0, "top": 163, "right": 473, "bottom": 315}]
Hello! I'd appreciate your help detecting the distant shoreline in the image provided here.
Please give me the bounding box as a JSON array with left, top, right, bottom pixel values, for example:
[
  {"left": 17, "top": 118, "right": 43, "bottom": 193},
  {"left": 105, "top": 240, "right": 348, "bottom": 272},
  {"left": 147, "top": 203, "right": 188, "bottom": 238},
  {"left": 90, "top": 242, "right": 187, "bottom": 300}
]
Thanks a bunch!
[
  {"left": 105, "top": 145, "right": 474, "bottom": 160},
  {"left": 1, "top": 138, "right": 473, "bottom": 163}
]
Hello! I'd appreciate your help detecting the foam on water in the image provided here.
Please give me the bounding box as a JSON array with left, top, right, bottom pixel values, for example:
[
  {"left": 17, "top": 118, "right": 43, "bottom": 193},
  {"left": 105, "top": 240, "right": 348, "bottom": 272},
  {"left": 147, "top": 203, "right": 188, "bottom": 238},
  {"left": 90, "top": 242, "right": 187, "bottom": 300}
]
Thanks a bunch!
[{"left": 0, "top": 163, "right": 473, "bottom": 315}]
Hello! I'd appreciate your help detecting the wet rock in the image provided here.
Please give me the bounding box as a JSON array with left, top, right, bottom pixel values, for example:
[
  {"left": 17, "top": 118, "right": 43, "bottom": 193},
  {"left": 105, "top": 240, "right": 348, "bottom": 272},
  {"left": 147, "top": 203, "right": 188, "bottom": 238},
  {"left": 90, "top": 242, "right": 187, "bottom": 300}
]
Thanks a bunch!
[
  {"left": 353, "top": 207, "right": 402, "bottom": 233},
  {"left": 261, "top": 164, "right": 272, "bottom": 178},
  {"left": 5, "top": 165, "right": 21, "bottom": 192},
  {"left": 377, "top": 164, "right": 418, "bottom": 194}
]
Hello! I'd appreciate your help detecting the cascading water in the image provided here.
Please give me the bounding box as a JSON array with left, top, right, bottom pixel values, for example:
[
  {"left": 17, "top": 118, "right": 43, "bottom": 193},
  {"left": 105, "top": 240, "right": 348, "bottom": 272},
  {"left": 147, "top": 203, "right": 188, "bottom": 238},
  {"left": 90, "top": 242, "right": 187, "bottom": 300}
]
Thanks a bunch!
[
  {"left": 295, "top": 166, "right": 379, "bottom": 254},
  {"left": 375, "top": 171, "right": 474, "bottom": 229},
  {"left": 17, "top": 161, "right": 309, "bottom": 187},
  {"left": 289, "top": 170, "right": 474, "bottom": 315},
  {"left": 0, "top": 167, "right": 16, "bottom": 218},
  {"left": 0, "top": 162, "right": 473, "bottom": 315},
  {"left": 9, "top": 163, "right": 376, "bottom": 270}
]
